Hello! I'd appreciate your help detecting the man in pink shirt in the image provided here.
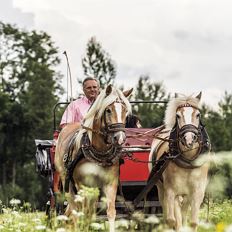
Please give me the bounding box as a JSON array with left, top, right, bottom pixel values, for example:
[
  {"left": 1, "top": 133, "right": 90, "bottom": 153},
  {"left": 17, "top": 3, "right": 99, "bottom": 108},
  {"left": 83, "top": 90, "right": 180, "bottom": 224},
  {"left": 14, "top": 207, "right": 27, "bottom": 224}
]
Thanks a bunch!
[{"left": 60, "top": 77, "right": 100, "bottom": 128}]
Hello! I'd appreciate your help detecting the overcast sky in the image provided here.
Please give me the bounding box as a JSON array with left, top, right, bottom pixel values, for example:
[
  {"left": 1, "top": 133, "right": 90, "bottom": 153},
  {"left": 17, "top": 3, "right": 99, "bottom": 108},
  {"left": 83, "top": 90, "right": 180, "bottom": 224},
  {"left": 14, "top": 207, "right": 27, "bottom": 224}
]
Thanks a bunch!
[{"left": 1, "top": 0, "right": 232, "bottom": 108}]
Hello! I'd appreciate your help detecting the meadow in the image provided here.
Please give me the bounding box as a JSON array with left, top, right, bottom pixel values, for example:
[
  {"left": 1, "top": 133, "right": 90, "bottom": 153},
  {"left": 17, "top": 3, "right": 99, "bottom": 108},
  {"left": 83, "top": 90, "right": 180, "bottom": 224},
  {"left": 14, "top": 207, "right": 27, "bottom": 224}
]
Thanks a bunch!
[{"left": 0, "top": 197, "right": 232, "bottom": 232}]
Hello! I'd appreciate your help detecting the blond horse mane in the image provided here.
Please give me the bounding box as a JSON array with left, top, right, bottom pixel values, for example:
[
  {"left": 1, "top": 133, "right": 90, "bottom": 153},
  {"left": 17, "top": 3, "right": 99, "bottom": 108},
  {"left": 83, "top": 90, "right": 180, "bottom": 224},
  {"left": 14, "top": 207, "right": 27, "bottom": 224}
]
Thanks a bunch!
[
  {"left": 75, "top": 86, "right": 132, "bottom": 148},
  {"left": 164, "top": 93, "right": 201, "bottom": 129}
]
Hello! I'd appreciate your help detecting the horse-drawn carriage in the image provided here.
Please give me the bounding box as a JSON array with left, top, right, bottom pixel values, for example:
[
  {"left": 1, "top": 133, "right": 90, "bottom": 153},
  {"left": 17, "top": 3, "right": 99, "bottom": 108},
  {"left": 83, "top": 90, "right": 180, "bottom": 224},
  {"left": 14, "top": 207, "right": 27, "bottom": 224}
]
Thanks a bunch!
[
  {"left": 35, "top": 86, "right": 211, "bottom": 231},
  {"left": 35, "top": 100, "right": 166, "bottom": 215}
]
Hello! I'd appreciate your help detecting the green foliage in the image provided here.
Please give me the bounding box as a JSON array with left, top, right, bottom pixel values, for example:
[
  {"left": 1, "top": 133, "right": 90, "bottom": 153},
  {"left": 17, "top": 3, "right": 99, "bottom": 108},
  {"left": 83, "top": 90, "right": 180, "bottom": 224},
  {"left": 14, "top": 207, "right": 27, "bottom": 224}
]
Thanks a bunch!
[
  {"left": 0, "top": 21, "right": 63, "bottom": 208},
  {"left": 132, "top": 75, "right": 170, "bottom": 128},
  {"left": 202, "top": 92, "right": 232, "bottom": 152},
  {"left": 82, "top": 36, "right": 116, "bottom": 88},
  {"left": 0, "top": 198, "right": 232, "bottom": 231},
  {"left": 207, "top": 151, "right": 232, "bottom": 199}
]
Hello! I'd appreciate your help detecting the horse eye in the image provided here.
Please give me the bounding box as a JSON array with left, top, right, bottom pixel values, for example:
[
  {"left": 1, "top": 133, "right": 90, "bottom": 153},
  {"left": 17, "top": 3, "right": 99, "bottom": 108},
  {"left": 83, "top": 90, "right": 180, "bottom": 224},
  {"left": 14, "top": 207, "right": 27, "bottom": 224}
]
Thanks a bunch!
[
  {"left": 106, "top": 108, "right": 111, "bottom": 114},
  {"left": 176, "top": 114, "right": 181, "bottom": 119},
  {"left": 196, "top": 113, "right": 201, "bottom": 118}
]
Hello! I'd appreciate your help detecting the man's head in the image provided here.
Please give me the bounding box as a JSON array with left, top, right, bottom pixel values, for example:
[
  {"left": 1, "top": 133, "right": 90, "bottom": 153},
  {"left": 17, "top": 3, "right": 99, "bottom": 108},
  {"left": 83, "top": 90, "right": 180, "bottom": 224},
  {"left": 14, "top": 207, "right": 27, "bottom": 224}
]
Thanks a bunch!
[{"left": 82, "top": 77, "right": 100, "bottom": 102}]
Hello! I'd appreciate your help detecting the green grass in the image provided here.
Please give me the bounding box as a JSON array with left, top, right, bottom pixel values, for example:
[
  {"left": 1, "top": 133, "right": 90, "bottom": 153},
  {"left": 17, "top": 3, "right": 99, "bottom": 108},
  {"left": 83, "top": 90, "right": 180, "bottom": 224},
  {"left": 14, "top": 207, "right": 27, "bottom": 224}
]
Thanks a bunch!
[{"left": 0, "top": 199, "right": 232, "bottom": 231}]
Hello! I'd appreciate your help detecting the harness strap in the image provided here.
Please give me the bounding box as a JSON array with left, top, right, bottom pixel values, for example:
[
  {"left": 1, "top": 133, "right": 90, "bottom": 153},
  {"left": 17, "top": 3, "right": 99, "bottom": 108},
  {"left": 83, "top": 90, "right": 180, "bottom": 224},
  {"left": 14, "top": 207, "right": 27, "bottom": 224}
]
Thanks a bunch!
[
  {"left": 133, "top": 152, "right": 172, "bottom": 207},
  {"left": 64, "top": 148, "right": 84, "bottom": 193}
]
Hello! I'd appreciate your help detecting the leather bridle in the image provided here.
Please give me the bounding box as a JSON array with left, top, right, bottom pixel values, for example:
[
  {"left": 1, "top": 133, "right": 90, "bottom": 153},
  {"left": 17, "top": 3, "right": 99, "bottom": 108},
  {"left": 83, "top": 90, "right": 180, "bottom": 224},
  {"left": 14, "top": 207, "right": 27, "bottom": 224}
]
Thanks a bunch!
[{"left": 169, "top": 104, "right": 211, "bottom": 168}]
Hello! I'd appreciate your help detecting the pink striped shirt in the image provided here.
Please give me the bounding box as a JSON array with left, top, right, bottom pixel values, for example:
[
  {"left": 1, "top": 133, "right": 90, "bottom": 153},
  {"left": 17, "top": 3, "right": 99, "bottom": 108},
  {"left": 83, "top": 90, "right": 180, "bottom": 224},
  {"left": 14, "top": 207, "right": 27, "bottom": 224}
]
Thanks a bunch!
[{"left": 60, "top": 96, "right": 93, "bottom": 127}]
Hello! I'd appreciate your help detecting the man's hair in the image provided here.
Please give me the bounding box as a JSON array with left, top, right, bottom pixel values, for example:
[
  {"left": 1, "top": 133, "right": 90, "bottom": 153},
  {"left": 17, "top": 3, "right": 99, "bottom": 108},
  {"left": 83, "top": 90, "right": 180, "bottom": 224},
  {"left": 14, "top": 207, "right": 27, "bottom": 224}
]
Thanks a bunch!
[{"left": 82, "top": 77, "right": 99, "bottom": 87}]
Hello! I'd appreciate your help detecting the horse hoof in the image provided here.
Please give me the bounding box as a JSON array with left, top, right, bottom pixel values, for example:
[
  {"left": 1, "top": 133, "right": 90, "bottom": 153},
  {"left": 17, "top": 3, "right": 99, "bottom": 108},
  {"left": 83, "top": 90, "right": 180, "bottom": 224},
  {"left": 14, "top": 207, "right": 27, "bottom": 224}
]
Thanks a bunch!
[
  {"left": 190, "top": 222, "right": 198, "bottom": 230},
  {"left": 166, "top": 218, "right": 176, "bottom": 228}
]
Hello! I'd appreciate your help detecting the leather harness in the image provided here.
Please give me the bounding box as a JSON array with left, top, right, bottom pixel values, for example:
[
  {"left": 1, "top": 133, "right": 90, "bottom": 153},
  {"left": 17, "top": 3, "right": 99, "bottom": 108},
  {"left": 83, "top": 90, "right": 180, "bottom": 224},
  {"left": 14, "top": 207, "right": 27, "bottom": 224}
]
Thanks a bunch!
[{"left": 134, "top": 119, "right": 211, "bottom": 207}]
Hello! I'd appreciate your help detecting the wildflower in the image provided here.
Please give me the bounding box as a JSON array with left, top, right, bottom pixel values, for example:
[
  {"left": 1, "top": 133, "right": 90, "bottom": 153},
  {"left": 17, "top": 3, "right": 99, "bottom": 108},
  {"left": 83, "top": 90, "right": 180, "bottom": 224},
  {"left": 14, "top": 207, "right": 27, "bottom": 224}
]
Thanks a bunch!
[
  {"left": 35, "top": 225, "right": 46, "bottom": 230},
  {"left": 144, "top": 215, "right": 160, "bottom": 224},
  {"left": 9, "top": 198, "right": 21, "bottom": 206},
  {"left": 226, "top": 225, "right": 232, "bottom": 232},
  {"left": 56, "top": 228, "right": 66, "bottom": 232},
  {"left": 72, "top": 209, "right": 84, "bottom": 217},
  {"left": 18, "top": 223, "right": 27, "bottom": 227},
  {"left": 11, "top": 210, "right": 21, "bottom": 217},
  {"left": 0, "top": 225, "right": 4, "bottom": 229},
  {"left": 57, "top": 215, "right": 69, "bottom": 221},
  {"left": 2, "top": 208, "right": 9, "bottom": 214},
  {"left": 32, "top": 218, "right": 42, "bottom": 224},
  {"left": 74, "top": 195, "right": 84, "bottom": 203},
  {"left": 216, "top": 222, "right": 225, "bottom": 232},
  {"left": 90, "top": 222, "right": 105, "bottom": 230},
  {"left": 132, "top": 211, "right": 144, "bottom": 221},
  {"left": 179, "top": 226, "right": 193, "bottom": 232},
  {"left": 199, "top": 220, "right": 214, "bottom": 229},
  {"left": 116, "top": 219, "right": 129, "bottom": 229}
]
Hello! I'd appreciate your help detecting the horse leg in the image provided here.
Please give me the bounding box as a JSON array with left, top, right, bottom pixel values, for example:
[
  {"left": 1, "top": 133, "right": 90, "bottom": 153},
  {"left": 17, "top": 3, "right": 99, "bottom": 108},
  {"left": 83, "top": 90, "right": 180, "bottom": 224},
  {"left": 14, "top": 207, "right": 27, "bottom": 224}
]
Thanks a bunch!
[
  {"left": 163, "top": 189, "right": 176, "bottom": 228},
  {"left": 190, "top": 190, "right": 205, "bottom": 231},
  {"left": 157, "top": 182, "right": 164, "bottom": 208},
  {"left": 181, "top": 196, "right": 189, "bottom": 226},
  {"left": 174, "top": 196, "right": 182, "bottom": 231},
  {"left": 104, "top": 179, "right": 118, "bottom": 232}
]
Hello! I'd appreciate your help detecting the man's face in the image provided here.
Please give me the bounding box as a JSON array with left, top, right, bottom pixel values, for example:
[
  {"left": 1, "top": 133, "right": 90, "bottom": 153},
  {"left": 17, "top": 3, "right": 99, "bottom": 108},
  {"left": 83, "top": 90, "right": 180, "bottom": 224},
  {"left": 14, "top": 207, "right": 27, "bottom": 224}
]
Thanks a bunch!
[{"left": 83, "top": 80, "right": 100, "bottom": 101}]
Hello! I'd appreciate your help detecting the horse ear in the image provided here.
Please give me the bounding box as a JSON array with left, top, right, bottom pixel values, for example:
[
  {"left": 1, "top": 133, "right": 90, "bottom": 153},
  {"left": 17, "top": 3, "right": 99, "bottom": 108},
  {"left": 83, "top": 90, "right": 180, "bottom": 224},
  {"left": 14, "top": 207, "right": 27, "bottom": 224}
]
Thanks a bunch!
[
  {"left": 123, "top": 88, "right": 133, "bottom": 97},
  {"left": 196, "top": 92, "right": 202, "bottom": 100},
  {"left": 105, "top": 84, "right": 112, "bottom": 96}
]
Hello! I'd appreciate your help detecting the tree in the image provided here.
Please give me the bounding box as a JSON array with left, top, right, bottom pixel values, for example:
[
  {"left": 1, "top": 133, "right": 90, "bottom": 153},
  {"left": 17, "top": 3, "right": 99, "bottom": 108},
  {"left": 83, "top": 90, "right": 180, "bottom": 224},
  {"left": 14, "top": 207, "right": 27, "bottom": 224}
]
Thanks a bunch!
[
  {"left": 82, "top": 37, "right": 116, "bottom": 88},
  {"left": 0, "top": 21, "right": 63, "bottom": 206},
  {"left": 132, "top": 75, "right": 170, "bottom": 128},
  {"left": 201, "top": 91, "right": 232, "bottom": 152}
]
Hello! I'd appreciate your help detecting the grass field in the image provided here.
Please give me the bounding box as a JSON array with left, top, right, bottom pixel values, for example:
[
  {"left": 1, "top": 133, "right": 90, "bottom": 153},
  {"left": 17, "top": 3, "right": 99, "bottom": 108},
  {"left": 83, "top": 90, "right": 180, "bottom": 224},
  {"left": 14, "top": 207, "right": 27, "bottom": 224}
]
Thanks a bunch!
[{"left": 0, "top": 198, "right": 232, "bottom": 232}]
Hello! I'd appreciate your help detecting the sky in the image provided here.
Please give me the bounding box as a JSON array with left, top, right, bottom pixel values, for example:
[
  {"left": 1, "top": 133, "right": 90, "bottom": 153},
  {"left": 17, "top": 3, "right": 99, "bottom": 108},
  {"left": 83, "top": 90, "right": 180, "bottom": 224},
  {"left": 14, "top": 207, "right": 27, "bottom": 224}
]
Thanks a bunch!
[{"left": 1, "top": 0, "right": 232, "bottom": 109}]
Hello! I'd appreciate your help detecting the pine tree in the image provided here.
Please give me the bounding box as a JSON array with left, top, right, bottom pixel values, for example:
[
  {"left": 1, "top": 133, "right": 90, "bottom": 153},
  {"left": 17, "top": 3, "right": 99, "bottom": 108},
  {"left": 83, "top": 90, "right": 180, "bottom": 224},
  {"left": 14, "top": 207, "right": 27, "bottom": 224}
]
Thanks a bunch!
[
  {"left": 82, "top": 37, "right": 116, "bottom": 88},
  {"left": 132, "top": 75, "right": 170, "bottom": 128}
]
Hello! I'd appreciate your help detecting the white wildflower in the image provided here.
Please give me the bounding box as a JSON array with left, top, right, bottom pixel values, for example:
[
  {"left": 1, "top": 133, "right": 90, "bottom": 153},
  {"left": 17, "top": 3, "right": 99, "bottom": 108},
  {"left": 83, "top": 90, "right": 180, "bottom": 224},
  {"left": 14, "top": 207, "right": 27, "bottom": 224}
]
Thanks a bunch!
[
  {"left": 116, "top": 219, "right": 129, "bottom": 229},
  {"left": 226, "top": 225, "right": 232, "bottom": 232},
  {"left": 0, "top": 225, "right": 4, "bottom": 229},
  {"left": 32, "top": 218, "right": 41, "bottom": 224},
  {"left": 56, "top": 228, "right": 66, "bottom": 232},
  {"left": 35, "top": 225, "right": 46, "bottom": 230},
  {"left": 18, "top": 223, "right": 27, "bottom": 227},
  {"left": 74, "top": 195, "right": 84, "bottom": 203},
  {"left": 90, "top": 222, "right": 105, "bottom": 230},
  {"left": 2, "top": 208, "right": 10, "bottom": 214},
  {"left": 199, "top": 220, "right": 214, "bottom": 229},
  {"left": 71, "top": 209, "right": 84, "bottom": 217},
  {"left": 9, "top": 198, "right": 21, "bottom": 205},
  {"left": 179, "top": 226, "right": 193, "bottom": 232},
  {"left": 144, "top": 215, "right": 160, "bottom": 224},
  {"left": 57, "top": 215, "right": 69, "bottom": 221},
  {"left": 11, "top": 210, "right": 21, "bottom": 217}
]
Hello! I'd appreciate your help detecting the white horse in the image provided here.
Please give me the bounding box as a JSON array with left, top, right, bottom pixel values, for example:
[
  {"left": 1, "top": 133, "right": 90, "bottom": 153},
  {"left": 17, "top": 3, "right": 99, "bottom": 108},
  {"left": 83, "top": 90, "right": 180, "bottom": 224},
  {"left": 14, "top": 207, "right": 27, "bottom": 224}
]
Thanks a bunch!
[{"left": 149, "top": 92, "right": 211, "bottom": 231}]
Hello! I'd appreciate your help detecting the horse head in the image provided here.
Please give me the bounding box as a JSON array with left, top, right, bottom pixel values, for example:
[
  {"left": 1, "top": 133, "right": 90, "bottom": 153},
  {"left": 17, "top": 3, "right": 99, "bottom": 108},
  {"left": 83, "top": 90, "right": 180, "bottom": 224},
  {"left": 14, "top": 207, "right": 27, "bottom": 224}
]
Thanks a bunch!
[
  {"left": 164, "top": 92, "right": 209, "bottom": 161},
  {"left": 76, "top": 85, "right": 133, "bottom": 151},
  {"left": 175, "top": 92, "right": 202, "bottom": 149},
  {"left": 101, "top": 85, "right": 133, "bottom": 146}
]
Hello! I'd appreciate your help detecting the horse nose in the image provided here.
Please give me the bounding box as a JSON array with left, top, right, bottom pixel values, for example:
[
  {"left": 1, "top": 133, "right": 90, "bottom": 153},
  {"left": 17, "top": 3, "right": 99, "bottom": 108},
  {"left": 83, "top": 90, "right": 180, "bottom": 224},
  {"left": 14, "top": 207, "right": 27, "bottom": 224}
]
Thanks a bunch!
[
  {"left": 114, "top": 132, "right": 126, "bottom": 145},
  {"left": 184, "top": 133, "right": 195, "bottom": 148}
]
